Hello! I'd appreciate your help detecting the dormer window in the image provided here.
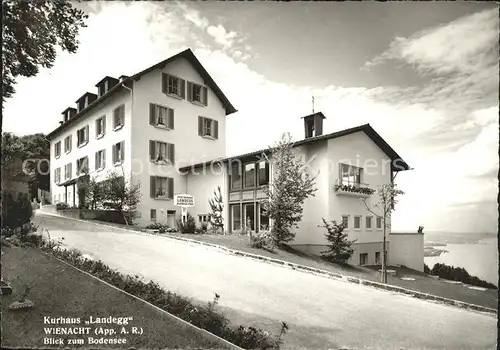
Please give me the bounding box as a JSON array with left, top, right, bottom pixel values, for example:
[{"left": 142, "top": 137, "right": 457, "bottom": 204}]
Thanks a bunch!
[{"left": 162, "top": 74, "right": 185, "bottom": 99}]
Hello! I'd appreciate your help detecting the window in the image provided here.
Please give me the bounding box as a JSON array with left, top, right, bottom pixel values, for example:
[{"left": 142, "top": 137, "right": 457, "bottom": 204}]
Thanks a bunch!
[
  {"left": 95, "top": 149, "right": 106, "bottom": 170},
  {"left": 76, "top": 156, "right": 89, "bottom": 175},
  {"left": 54, "top": 168, "right": 61, "bottom": 184},
  {"left": 150, "top": 176, "right": 174, "bottom": 199},
  {"left": 376, "top": 217, "right": 383, "bottom": 229},
  {"left": 259, "top": 203, "right": 269, "bottom": 231},
  {"left": 162, "top": 74, "right": 185, "bottom": 98},
  {"left": 150, "top": 209, "right": 157, "bottom": 221},
  {"left": 257, "top": 160, "right": 270, "bottom": 186},
  {"left": 96, "top": 116, "right": 106, "bottom": 137},
  {"left": 112, "top": 141, "right": 124, "bottom": 164},
  {"left": 244, "top": 163, "right": 256, "bottom": 188},
  {"left": 230, "top": 161, "right": 241, "bottom": 189},
  {"left": 64, "top": 135, "right": 72, "bottom": 153},
  {"left": 54, "top": 142, "right": 61, "bottom": 158},
  {"left": 198, "top": 214, "right": 210, "bottom": 223},
  {"left": 77, "top": 125, "right": 89, "bottom": 147},
  {"left": 366, "top": 216, "right": 373, "bottom": 229},
  {"left": 149, "top": 104, "right": 174, "bottom": 129},
  {"left": 198, "top": 116, "right": 218, "bottom": 139},
  {"left": 360, "top": 253, "right": 368, "bottom": 266},
  {"left": 149, "top": 141, "right": 175, "bottom": 164},
  {"left": 231, "top": 204, "right": 241, "bottom": 231},
  {"left": 354, "top": 216, "right": 361, "bottom": 229},
  {"left": 64, "top": 163, "right": 72, "bottom": 180},
  {"left": 341, "top": 215, "right": 349, "bottom": 228},
  {"left": 375, "top": 252, "right": 381, "bottom": 265},
  {"left": 339, "top": 163, "right": 363, "bottom": 187},
  {"left": 113, "top": 105, "right": 125, "bottom": 130},
  {"left": 187, "top": 81, "right": 208, "bottom": 105},
  {"left": 243, "top": 203, "right": 255, "bottom": 231}
]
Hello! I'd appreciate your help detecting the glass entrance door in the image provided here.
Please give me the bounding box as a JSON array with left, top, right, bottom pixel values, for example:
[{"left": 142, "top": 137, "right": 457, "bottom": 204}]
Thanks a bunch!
[{"left": 243, "top": 203, "right": 255, "bottom": 231}]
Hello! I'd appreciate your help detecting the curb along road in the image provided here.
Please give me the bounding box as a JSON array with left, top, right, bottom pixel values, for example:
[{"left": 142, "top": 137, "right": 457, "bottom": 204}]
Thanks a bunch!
[{"left": 36, "top": 211, "right": 498, "bottom": 317}]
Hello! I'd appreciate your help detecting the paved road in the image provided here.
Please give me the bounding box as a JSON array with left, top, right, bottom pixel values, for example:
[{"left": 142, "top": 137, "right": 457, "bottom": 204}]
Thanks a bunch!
[{"left": 34, "top": 213, "right": 497, "bottom": 350}]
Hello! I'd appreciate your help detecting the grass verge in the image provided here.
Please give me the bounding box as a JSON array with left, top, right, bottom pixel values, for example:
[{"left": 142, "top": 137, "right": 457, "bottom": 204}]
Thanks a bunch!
[{"left": 1, "top": 245, "right": 225, "bottom": 349}]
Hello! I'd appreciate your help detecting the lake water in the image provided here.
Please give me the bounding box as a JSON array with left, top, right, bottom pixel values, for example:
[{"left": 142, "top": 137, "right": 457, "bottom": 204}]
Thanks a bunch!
[{"left": 424, "top": 231, "right": 498, "bottom": 286}]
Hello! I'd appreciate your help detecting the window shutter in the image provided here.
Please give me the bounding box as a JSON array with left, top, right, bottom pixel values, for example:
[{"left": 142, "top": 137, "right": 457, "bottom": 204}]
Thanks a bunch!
[
  {"left": 149, "top": 104, "right": 156, "bottom": 125},
  {"left": 103, "top": 150, "right": 106, "bottom": 168},
  {"left": 121, "top": 105, "right": 125, "bottom": 124},
  {"left": 112, "top": 144, "right": 116, "bottom": 164},
  {"left": 202, "top": 87, "right": 208, "bottom": 106},
  {"left": 168, "top": 108, "right": 174, "bottom": 129},
  {"left": 149, "top": 140, "right": 155, "bottom": 160},
  {"left": 150, "top": 176, "right": 156, "bottom": 198},
  {"left": 95, "top": 119, "right": 99, "bottom": 137},
  {"left": 198, "top": 116, "right": 203, "bottom": 136},
  {"left": 103, "top": 117, "right": 106, "bottom": 134},
  {"left": 180, "top": 79, "right": 186, "bottom": 99},
  {"left": 85, "top": 125, "right": 89, "bottom": 142},
  {"left": 168, "top": 143, "right": 175, "bottom": 163},
  {"left": 162, "top": 74, "right": 167, "bottom": 94},
  {"left": 186, "top": 82, "right": 192, "bottom": 101},
  {"left": 95, "top": 152, "right": 99, "bottom": 170},
  {"left": 168, "top": 177, "right": 174, "bottom": 199},
  {"left": 120, "top": 141, "right": 125, "bottom": 160},
  {"left": 213, "top": 120, "right": 219, "bottom": 139}
]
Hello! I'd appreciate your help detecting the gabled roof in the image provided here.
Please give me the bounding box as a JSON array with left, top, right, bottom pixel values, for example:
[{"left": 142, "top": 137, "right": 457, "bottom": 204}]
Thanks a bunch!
[
  {"left": 95, "top": 76, "right": 119, "bottom": 87},
  {"left": 130, "top": 49, "right": 236, "bottom": 115},
  {"left": 179, "top": 124, "right": 410, "bottom": 172},
  {"left": 75, "top": 92, "right": 97, "bottom": 103},
  {"left": 47, "top": 49, "right": 237, "bottom": 140}
]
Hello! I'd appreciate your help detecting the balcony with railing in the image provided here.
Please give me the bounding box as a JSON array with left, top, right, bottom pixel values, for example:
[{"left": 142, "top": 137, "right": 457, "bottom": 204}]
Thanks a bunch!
[{"left": 334, "top": 178, "right": 375, "bottom": 197}]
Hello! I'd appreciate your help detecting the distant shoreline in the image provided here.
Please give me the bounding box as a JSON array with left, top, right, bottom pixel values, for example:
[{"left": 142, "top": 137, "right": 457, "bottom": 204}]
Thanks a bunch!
[{"left": 424, "top": 246, "right": 448, "bottom": 257}]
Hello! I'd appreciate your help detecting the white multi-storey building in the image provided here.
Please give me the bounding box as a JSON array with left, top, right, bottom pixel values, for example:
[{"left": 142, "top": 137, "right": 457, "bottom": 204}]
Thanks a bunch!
[{"left": 48, "top": 49, "right": 422, "bottom": 270}]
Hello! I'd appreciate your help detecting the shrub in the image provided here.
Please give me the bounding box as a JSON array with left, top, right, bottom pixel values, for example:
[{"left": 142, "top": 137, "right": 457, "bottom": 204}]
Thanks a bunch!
[
  {"left": 1, "top": 191, "right": 33, "bottom": 229},
  {"left": 424, "top": 263, "right": 430, "bottom": 274},
  {"left": 320, "top": 218, "right": 356, "bottom": 264},
  {"left": 56, "top": 202, "right": 69, "bottom": 210},
  {"left": 177, "top": 212, "right": 196, "bottom": 234},
  {"left": 248, "top": 230, "right": 275, "bottom": 250},
  {"left": 195, "top": 222, "right": 209, "bottom": 234},
  {"left": 430, "top": 263, "right": 497, "bottom": 289}
]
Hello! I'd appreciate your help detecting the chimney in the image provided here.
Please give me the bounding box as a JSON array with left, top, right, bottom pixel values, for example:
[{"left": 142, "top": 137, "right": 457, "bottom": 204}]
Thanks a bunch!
[{"left": 302, "top": 112, "right": 326, "bottom": 138}]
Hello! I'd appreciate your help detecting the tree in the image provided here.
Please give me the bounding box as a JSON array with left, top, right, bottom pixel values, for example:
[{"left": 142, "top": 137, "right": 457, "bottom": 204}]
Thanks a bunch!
[
  {"left": 84, "top": 176, "right": 104, "bottom": 210},
  {"left": 1, "top": 132, "right": 50, "bottom": 200},
  {"left": 362, "top": 183, "right": 404, "bottom": 283},
  {"left": 320, "top": 218, "right": 357, "bottom": 264},
  {"left": 103, "top": 169, "right": 141, "bottom": 226},
  {"left": 262, "top": 132, "right": 317, "bottom": 246},
  {"left": 2, "top": 0, "right": 88, "bottom": 102},
  {"left": 208, "top": 186, "right": 224, "bottom": 234}
]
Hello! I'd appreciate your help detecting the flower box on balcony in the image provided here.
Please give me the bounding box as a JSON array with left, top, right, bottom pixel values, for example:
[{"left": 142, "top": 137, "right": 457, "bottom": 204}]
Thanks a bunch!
[{"left": 334, "top": 183, "right": 375, "bottom": 197}]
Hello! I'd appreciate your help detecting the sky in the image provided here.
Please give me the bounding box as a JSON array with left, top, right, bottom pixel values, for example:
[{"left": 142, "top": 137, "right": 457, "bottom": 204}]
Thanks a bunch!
[{"left": 2, "top": 2, "right": 498, "bottom": 234}]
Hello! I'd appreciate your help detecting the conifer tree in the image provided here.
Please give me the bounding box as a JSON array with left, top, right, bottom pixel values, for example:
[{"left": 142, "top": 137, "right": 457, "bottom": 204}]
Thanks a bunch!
[
  {"left": 263, "top": 132, "right": 317, "bottom": 246},
  {"left": 320, "top": 218, "right": 356, "bottom": 263},
  {"left": 208, "top": 186, "right": 224, "bottom": 233}
]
